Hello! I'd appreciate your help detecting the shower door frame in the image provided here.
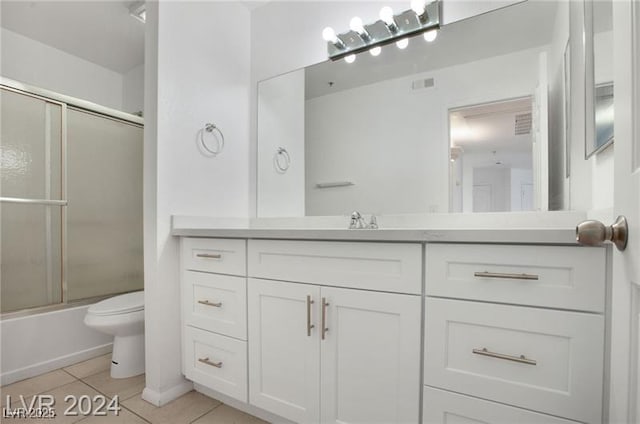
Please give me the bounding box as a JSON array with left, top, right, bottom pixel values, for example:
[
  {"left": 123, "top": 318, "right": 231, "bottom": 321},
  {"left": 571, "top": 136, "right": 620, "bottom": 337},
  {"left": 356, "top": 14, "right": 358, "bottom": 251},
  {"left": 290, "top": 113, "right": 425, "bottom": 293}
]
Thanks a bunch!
[{"left": 0, "top": 77, "right": 144, "bottom": 318}]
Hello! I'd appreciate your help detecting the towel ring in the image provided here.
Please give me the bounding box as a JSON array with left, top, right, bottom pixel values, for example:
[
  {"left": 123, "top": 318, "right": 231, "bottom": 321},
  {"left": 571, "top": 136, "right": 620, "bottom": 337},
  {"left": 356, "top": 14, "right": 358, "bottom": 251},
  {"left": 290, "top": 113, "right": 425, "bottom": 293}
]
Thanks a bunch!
[
  {"left": 274, "top": 147, "right": 291, "bottom": 173},
  {"left": 200, "top": 123, "right": 225, "bottom": 156}
]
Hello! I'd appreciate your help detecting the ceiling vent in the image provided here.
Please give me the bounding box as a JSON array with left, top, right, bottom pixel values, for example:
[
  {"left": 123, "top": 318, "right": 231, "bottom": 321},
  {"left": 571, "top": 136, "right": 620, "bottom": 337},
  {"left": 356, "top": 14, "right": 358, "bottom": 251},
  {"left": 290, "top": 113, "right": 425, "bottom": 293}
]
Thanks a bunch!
[
  {"left": 412, "top": 78, "right": 435, "bottom": 90},
  {"left": 515, "top": 113, "right": 532, "bottom": 135}
]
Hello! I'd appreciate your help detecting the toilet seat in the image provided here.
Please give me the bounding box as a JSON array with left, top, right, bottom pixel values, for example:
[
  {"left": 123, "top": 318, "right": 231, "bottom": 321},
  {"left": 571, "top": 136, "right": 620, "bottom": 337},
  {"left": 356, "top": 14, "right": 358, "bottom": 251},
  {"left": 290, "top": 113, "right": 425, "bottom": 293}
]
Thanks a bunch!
[{"left": 88, "top": 291, "right": 144, "bottom": 316}]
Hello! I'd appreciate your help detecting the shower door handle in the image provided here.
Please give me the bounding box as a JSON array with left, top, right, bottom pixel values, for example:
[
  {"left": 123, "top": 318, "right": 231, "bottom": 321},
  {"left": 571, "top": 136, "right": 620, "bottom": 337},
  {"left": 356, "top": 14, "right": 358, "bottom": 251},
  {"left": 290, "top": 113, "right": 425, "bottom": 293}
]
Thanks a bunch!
[{"left": 0, "top": 197, "right": 68, "bottom": 206}]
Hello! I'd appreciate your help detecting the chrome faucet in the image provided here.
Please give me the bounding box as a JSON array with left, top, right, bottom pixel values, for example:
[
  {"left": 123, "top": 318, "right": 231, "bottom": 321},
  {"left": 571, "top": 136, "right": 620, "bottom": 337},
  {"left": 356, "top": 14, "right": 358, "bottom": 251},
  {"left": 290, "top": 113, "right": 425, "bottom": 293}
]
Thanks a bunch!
[
  {"left": 349, "top": 211, "right": 378, "bottom": 229},
  {"left": 349, "top": 211, "right": 366, "bottom": 229}
]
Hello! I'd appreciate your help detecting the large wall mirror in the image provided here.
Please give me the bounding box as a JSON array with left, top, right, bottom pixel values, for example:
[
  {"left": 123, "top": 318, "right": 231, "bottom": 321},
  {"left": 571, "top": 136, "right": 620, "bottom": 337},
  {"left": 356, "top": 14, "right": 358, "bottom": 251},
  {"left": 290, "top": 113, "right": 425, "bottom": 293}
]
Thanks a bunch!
[{"left": 257, "top": 1, "right": 575, "bottom": 217}]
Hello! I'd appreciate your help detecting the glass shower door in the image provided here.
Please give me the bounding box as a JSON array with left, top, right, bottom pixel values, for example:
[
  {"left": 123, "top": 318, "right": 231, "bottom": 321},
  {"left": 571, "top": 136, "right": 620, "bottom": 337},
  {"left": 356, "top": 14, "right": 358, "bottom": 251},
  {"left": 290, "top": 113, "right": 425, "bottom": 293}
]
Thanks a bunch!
[
  {"left": 66, "top": 108, "right": 143, "bottom": 301},
  {"left": 0, "top": 87, "right": 64, "bottom": 312}
]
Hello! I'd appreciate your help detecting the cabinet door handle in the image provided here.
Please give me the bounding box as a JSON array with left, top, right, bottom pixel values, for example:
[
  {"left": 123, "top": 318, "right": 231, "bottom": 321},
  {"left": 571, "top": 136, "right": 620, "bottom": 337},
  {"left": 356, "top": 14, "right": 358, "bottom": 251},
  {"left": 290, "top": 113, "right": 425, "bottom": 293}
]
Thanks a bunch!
[
  {"left": 198, "top": 357, "right": 223, "bottom": 368},
  {"left": 196, "top": 253, "right": 222, "bottom": 259},
  {"left": 198, "top": 300, "right": 222, "bottom": 307},
  {"left": 306, "top": 295, "right": 315, "bottom": 337},
  {"left": 472, "top": 347, "right": 537, "bottom": 365},
  {"left": 474, "top": 271, "right": 539, "bottom": 281},
  {"left": 321, "top": 297, "right": 329, "bottom": 340}
]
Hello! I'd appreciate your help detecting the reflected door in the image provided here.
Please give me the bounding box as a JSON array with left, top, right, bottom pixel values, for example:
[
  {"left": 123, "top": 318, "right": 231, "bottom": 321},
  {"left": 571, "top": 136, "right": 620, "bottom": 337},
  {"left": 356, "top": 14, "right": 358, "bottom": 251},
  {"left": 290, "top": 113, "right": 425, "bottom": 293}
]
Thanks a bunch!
[
  {"left": 472, "top": 185, "right": 492, "bottom": 213},
  {"left": 0, "top": 87, "right": 64, "bottom": 312}
]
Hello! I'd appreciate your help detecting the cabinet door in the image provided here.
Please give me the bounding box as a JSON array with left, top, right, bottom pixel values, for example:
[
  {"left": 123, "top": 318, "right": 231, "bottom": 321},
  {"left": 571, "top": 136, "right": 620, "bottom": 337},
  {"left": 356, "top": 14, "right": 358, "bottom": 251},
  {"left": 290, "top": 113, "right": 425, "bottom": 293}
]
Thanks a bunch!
[
  {"left": 248, "top": 278, "right": 320, "bottom": 423},
  {"left": 320, "top": 287, "right": 421, "bottom": 424}
]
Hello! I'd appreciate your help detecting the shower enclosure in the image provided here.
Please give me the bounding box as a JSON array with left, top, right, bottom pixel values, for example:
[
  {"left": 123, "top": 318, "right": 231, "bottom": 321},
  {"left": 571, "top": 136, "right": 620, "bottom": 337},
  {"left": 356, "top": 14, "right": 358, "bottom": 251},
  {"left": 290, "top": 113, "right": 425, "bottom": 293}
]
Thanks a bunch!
[{"left": 0, "top": 80, "right": 143, "bottom": 314}]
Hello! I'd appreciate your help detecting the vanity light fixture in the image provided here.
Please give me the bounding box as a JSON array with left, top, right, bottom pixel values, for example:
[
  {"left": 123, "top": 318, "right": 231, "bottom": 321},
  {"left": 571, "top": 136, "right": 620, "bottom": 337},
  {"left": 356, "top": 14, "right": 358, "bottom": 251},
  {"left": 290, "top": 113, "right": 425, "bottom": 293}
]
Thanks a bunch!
[
  {"left": 423, "top": 29, "right": 438, "bottom": 42},
  {"left": 129, "top": 1, "right": 146, "bottom": 23},
  {"left": 350, "top": 17, "right": 371, "bottom": 41},
  {"left": 396, "top": 38, "right": 409, "bottom": 49},
  {"left": 324, "top": 1, "right": 440, "bottom": 62},
  {"left": 322, "top": 27, "right": 345, "bottom": 49},
  {"left": 411, "top": 0, "right": 428, "bottom": 17},
  {"left": 379, "top": 7, "right": 398, "bottom": 32}
]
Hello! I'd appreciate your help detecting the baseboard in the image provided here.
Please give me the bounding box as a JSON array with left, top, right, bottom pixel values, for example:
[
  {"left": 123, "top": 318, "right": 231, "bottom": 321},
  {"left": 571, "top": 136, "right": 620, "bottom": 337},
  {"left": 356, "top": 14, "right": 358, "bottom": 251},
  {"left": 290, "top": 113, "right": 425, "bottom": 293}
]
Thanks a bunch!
[
  {"left": 141, "top": 380, "right": 194, "bottom": 407},
  {"left": 194, "top": 383, "right": 294, "bottom": 424},
  {"left": 1, "top": 343, "right": 113, "bottom": 386}
]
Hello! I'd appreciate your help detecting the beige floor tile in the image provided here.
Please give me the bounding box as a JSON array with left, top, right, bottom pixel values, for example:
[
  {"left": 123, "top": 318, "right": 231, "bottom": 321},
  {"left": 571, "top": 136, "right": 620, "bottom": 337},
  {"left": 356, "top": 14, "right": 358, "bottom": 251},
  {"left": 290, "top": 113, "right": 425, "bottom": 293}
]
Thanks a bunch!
[
  {"left": 1, "top": 369, "right": 76, "bottom": 407},
  {"left": 76, "top": 407, "right": 149, "bottom": 423},
  {"left": 191, "top": 404, "right": 267, "bottom": 424},
  {"left": 122, "top": 391, "right": 221, "bottom": 424},
  {"left": 26, "top": 380, "right": 103, "bottom": 424},
  {"left": 65, "top": 354, "right": 113, "bottom": 379},
  {"left": 82, "top": 371, "right": 145, "bottom": 401}
]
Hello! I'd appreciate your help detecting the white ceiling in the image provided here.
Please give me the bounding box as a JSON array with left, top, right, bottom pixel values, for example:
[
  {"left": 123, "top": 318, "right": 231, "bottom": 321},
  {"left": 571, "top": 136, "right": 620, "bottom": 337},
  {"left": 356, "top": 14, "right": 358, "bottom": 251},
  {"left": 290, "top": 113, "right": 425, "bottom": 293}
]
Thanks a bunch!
[{"left": 1, "top": 1, "right": 145, "bottom": 74}]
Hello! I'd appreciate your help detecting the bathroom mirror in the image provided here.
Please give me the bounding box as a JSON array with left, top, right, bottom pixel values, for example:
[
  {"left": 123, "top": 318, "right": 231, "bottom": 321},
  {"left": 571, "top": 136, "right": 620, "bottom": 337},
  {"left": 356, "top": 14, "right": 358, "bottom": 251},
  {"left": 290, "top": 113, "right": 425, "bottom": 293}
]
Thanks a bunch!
[
  {"left": 257, "top": 1, "right": 572, "bottom": 217},
  {"left": 585, "top": 0, "right": 614, "bottom": 158}
]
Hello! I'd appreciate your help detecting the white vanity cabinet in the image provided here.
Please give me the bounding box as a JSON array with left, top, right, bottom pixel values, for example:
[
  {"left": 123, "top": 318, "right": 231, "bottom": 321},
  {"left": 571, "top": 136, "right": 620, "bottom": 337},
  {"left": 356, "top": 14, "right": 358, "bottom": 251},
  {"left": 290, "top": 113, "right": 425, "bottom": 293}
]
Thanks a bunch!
[
  {"left": 176, "top": 232, "right": 608, "bottom": 424},
  {"left": 247, "top": 240, "right": 423, "bottom": 424},
  {"left": 180, "top": 238, "right": 248, "bottom": 402},
  {"left": 423, "top": 243, "right": 607, "bottom": 424}
]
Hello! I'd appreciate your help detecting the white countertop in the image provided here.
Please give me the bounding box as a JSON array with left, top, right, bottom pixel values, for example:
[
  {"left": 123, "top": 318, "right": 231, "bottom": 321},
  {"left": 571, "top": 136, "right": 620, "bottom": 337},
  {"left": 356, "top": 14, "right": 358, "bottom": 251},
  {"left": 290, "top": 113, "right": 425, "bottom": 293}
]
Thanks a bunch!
[{"left": 171, "top": 212, "right": 586, "bottom": 245}]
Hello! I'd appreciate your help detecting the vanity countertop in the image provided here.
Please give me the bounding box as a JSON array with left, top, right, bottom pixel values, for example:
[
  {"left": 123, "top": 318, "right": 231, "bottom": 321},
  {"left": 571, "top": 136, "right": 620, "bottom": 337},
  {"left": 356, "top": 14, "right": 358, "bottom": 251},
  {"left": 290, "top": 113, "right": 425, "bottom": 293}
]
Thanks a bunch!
[{"left": 171, "top": 213, "right": 586, "bottom": 245}]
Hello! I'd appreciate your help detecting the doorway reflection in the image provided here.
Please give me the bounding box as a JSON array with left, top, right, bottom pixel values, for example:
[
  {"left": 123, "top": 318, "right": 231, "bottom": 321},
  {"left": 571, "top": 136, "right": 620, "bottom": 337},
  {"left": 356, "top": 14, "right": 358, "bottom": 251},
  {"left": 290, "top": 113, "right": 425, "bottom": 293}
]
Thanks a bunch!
[{"left": 449, "top": 97, "right": 535, "bottom": 213}]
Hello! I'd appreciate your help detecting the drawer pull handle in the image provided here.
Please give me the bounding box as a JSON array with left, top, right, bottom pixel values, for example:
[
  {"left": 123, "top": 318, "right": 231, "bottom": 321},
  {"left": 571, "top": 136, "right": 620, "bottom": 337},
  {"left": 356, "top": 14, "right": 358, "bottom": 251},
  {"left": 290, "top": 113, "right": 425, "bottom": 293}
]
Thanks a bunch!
[
  {"left": 472, "top": 347, "right": 537, "bottom": 366},
  {"left": 198, "top": 357, "right": 223, "bottom": 368},
  {"left": 306, "top": 295, "right": 315, "bottom": 337},
  {"left": 474, "top": 271, "right": 539, "bottom": 281},
  {"left": 196, "top": 253, "right": 222, "bottom": 259},
  {"left": 321, "top": 297, "right": 329, "bottom": 340},
  {"left": 198, "top": 300, "right": 222, "bottom": 307}
]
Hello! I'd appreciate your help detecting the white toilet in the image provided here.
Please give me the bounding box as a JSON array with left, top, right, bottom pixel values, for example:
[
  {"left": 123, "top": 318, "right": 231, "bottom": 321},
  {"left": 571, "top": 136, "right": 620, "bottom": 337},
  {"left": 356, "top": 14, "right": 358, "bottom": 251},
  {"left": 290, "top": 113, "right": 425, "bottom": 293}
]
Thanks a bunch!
[{"left": 84, "top": 291, "right": 145, "bottom": 379}]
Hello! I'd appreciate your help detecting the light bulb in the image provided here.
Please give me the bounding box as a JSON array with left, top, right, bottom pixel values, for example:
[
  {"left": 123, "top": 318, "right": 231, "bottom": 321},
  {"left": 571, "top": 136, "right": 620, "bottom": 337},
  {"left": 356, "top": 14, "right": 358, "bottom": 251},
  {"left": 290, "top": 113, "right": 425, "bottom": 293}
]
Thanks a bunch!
[
  {"left": 370, "top": 46, "right": 382, "bottom": 56},
  {"left": 396, "top": 38, "right": 409, "bottom": 49},
  {"left": 423, "top": 29, "right": 438, "bottom": 42},
  {"left": 411, "top": 0, "right": 426, "bottom": 15},
  {"left": 379, "top": 6, "right": 395, "bottom": 25},
  {"left": 350, "top": 16, "right": 365, "bottom": 34},
  {"left": 322, "top": 26, "right": 338, "bottom": 43},
  {"left": 344, "top": 54, "right": 356, "bottom": 63}
]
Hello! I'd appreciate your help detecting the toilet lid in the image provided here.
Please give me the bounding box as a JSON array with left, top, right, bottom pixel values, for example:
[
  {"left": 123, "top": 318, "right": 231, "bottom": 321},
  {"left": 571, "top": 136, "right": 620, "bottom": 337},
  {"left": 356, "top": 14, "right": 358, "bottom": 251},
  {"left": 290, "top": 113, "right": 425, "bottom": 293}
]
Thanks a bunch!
[{"left": 88, "top": 291, "right": 144, "bottom": 316}]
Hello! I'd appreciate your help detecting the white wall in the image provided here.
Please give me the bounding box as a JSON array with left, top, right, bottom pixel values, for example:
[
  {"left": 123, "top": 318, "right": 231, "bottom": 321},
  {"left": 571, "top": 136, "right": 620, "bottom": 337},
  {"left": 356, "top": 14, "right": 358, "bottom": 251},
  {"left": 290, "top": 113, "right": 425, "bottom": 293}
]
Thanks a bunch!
[
  {"left": 257, "top": 69, "right": 305, "bottom": 217},
  {"left": 143, "top": 1, "right": 251, "bottom": 406},
  {"left": 1, "top": 28, "right": 124, "bottom": 110},
  {"left": 0, "top": 306, "right": 112, "bottom": 385},
  {"left": 304, "top": 47, "right": 541, "bottom": 215},
  {"left": 123, "top": 63, "right": 145, "bottom": 115}
]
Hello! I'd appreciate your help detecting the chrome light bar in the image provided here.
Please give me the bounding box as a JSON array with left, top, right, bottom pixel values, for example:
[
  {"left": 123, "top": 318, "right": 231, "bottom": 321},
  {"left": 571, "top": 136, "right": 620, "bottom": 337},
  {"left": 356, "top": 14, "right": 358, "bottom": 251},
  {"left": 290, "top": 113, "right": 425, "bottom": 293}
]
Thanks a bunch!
[{"left": 325, "top": 1, "right": 440, "bottom": 61}]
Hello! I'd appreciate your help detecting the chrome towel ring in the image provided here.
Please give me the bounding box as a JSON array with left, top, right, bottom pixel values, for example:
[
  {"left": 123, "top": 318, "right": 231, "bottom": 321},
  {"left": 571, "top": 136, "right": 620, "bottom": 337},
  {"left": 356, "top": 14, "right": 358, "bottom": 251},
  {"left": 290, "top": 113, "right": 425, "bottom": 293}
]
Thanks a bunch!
[
  {"left": 199, "top": 123, "right": 225, "bottom": 156},
  {"left": 274, "top": 147, "right": 291, "bottom": 173}
]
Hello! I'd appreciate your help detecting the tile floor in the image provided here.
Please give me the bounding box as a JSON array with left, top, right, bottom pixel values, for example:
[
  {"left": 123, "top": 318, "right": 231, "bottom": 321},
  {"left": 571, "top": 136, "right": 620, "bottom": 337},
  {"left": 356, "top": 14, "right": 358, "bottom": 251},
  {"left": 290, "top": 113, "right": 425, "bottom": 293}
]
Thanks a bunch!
[{"left": 1, "top": 354, "right": 267, "bottom": 424}]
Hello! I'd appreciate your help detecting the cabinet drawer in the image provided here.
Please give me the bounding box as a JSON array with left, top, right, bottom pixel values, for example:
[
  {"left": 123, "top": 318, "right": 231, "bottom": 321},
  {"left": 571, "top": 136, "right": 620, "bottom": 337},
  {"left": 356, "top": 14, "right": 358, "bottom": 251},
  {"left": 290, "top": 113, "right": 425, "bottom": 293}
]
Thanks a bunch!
[
  {"left": 183, "top": 326, "right": 247, "bottom": 402},
  {"left": 424, "top": 298, "right": 604, "bottom": 424},
  {"left": 182, "top": 238, "right": 246, "bottom": 276},
  {"left": 248, "top": 240, "right": 422, "bottom": 294},
  {"left": 422, "top": 387, "right": 578, "bottom": 424},
  {"left": 426, "top": 243, "right": 605, "bottom": 312},
  {"left": 183, "top": 271, "right": 247, "bottom": 340}
]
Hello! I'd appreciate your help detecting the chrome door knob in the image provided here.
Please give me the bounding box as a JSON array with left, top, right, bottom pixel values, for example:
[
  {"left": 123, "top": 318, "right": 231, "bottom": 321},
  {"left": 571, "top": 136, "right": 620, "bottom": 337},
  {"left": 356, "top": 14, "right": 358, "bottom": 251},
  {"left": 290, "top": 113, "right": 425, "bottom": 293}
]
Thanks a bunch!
[{"left": 576, "top": 215, "right": 628, "bottom": 251}]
